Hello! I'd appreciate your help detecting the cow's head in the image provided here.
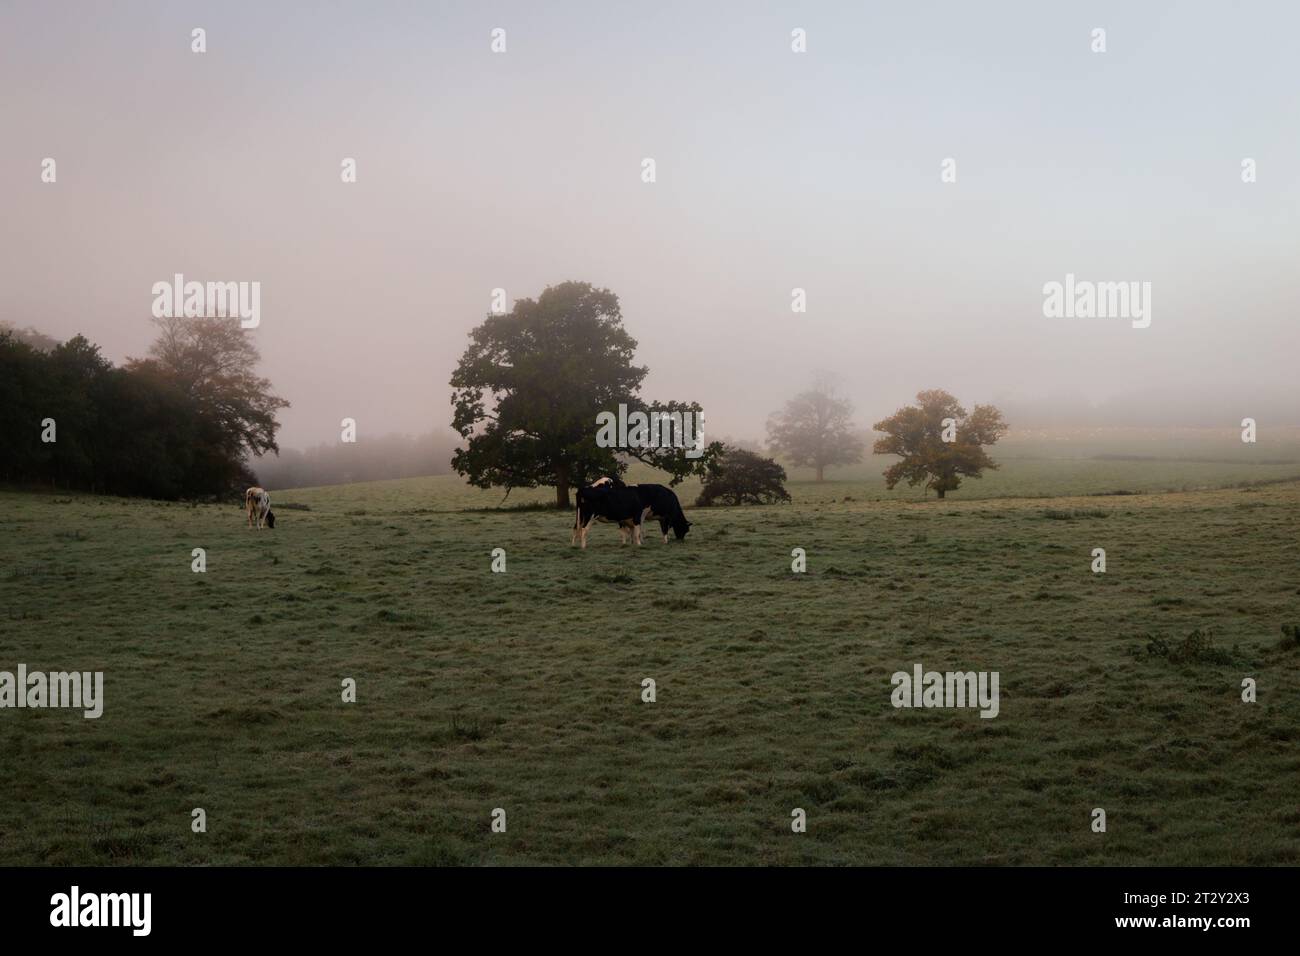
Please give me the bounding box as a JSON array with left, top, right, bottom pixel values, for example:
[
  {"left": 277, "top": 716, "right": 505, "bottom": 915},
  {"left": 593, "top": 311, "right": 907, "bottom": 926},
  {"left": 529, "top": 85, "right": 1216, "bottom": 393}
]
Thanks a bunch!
[
  {"left": 265, "top": 510, "right": 276, "bottom": 529},
  {"left": 672, "top": 517, "right": 691, "bottom": 540}
]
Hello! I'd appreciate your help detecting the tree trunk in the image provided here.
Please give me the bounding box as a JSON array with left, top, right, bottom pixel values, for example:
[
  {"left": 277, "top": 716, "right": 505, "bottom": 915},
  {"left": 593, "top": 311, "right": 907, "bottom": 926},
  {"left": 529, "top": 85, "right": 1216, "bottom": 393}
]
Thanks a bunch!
[
  {"left": 816, "top": 464, "right": 824, "bottom": 482},
  {"left": 936, "top": 487, "right": 946, "bottom": 499},
  {"left": 555, "top": 466, "right": 571, "bottom": 510}
]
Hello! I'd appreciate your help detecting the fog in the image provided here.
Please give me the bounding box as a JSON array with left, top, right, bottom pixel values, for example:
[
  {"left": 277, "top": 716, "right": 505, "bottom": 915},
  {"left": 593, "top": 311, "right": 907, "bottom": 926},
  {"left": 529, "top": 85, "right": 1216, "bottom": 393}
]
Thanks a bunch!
[{"left": 3, "top": 0, "right": 1298, "bottom": 457}]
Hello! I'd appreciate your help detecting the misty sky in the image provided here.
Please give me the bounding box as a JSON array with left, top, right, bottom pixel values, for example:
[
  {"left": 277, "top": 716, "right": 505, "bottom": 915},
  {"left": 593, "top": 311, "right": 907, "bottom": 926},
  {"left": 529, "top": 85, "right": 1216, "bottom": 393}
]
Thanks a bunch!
[{"left": 3, "top": 0, "right": 1298, "bottom": 448}]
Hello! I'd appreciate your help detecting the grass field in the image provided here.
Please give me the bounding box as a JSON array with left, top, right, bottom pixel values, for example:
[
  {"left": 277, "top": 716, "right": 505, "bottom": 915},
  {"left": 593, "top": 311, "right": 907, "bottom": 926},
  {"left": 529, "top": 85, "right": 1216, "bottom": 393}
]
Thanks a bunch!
[{"left": 2, "top": 430, "right": 1299, "bottom": 865}]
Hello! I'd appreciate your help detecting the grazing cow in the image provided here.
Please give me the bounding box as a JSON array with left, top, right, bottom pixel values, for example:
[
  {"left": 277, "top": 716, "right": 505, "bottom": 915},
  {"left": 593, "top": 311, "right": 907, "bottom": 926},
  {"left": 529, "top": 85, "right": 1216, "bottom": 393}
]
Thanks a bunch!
[
  {"left": 572, "top": 478, "right": 644, "bottom": 548},
  {"left": 245, "top": 486, "right": 275, "bottom": 529},
  {"left": 632, "top": 483, "right": 692, "bottom": 542},
  {"left": 572, "top": 477, "right": 692, "bottom": 546}
]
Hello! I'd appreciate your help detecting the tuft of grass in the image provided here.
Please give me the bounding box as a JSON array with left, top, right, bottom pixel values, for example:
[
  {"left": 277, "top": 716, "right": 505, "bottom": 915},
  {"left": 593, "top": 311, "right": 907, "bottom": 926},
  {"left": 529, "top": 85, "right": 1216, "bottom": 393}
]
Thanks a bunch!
[
  {"left": 464, "top": 501, "right": 562, "bottom": 514},
  {"left": 591, "top": 571, "right": 634, "bottom": 585},
  {"left": 1136, "top": 628, "right": 1246, "bottom": 666}
]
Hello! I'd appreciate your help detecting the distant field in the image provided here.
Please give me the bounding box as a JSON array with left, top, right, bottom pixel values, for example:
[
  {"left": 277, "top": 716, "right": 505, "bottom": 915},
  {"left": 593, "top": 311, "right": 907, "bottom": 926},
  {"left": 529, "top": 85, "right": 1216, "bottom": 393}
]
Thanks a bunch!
[
  {"left": 280, "top": 426, "right": 1300, "bottom": 514},
  {"left": 2, "top": 429, "right": 1299, "bottom": 865}
]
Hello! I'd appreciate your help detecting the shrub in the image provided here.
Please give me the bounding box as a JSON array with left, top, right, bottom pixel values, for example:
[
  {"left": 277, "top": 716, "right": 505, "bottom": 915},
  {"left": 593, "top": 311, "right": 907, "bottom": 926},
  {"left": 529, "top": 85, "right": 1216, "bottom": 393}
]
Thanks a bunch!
[{"left": 695, "top": 447, "right": 791, "bottom": 506}]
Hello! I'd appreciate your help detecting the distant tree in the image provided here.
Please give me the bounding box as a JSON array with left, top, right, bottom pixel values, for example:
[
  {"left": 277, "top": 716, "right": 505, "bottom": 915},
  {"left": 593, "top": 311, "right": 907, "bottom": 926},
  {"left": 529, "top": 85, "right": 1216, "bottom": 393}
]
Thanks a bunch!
[
  {"left": 766, "top": 380, "right": 864, "bottom": 481},
  {"left": 0, "top": 330, "right": 60, "bottom": 485},
  {"left": 128, "top": 315, "right": 289, "bottom": 494},
  {"left": 695, "top": 447, "right": 791, "bottom": 506},
  {"left": 872, "top": 389, "right": 1008, "bottom": 499},
  {"left": 93, "top": 362, "right": 201, "bottom": 498},
  {"left": 43, "top": 335, "right": 112, "bottom": 488},
  {"left": 0, "top": 321, "right": 59, "bottom": 352},
  {"left": 450, "top": 281, "right": 721, "bottom": 508},
  {"left": 0, "top": 328, "right": 208, "bottom": 497}
]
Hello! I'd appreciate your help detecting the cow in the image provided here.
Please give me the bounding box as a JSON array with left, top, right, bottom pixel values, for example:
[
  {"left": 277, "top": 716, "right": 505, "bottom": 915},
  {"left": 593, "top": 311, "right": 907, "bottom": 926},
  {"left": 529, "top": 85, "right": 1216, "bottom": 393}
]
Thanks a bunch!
[
  {"left": 631, "top": 483, "right": 692, "bottom": 543},
  {"left": 245, "top": 486, "right": 275, "bottom": 529},
  {"left": 572, "top": 477, "right": 691, "bottom": 547},
  {"left": 572, "top": 478, "right": 644, "bottom": 548}
]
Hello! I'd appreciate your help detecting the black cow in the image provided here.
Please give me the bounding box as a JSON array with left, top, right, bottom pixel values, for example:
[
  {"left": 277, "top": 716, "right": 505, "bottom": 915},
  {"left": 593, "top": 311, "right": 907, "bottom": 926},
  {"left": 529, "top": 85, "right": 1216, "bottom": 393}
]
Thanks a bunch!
[
  {"left": 631, "top": 483, "right": 691, "bottom": 542},
  {"left": 572, "top": 478, "right": 645, "bottom": 549}
]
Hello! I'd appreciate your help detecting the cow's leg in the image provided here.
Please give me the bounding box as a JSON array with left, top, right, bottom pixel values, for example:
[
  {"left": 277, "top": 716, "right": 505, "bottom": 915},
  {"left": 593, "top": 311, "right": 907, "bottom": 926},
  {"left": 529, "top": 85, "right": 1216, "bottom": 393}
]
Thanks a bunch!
[
  {"left": 660, "top": 518, "right": 671, "bottom": 543},
  {"left": 572, "top": 505, "right": 581, "bottom": 546}
]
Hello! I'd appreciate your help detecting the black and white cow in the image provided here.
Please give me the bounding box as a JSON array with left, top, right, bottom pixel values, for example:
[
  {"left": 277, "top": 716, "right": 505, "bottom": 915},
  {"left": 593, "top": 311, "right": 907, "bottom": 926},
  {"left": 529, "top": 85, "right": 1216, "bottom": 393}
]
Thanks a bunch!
[
  {"left": 572, "top": 478, "right": 644, "bottom": 549},
  {"left": 572, "top": 477, "right": 691, "bottom": 547},
  {"left": 631, "top": 483, "right": 692, "bottom": 543}
]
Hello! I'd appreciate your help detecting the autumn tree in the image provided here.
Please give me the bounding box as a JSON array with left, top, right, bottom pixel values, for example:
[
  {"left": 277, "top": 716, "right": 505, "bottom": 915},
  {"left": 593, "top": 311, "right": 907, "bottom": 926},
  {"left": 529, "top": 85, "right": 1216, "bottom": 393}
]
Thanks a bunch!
[
  {"left": 871, "top": 389, "right": 1008, "bottom": 499},
  {"left": 128, "top": 315, "right": 289, "bottom": 493},
  {"left": 766, "top": 380, "right": 864, "bottom": 481},
  {"left": 450, "top": 281, "right": 721, "bottom": 508}
]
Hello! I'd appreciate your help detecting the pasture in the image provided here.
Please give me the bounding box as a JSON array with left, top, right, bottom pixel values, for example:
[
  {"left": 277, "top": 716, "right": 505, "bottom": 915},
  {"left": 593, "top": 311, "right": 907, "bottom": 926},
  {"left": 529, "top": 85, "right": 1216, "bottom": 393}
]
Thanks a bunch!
[{"left": 2, "top": 431, "right": 1299, "bottom": 865}]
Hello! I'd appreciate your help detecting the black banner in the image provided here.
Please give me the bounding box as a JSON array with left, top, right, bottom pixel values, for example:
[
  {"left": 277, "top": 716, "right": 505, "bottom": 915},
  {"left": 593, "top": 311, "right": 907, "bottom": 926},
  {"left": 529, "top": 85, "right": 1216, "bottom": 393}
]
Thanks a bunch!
[{"left": 0, "top": 866, "right": 1277, "bottom": 941}]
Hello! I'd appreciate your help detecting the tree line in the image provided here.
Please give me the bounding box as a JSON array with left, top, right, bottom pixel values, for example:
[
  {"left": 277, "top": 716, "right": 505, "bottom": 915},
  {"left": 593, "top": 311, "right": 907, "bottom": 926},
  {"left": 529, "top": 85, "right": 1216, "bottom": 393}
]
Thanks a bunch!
[
  {"left": 451, "top": 282, "right": 1007, "bottom": 505},
  {"left": 4, "top": 281, "right": 1007, "bottom": 504},
  {"left": 0, "top": 317, "right": 286, "bottom": 499}
]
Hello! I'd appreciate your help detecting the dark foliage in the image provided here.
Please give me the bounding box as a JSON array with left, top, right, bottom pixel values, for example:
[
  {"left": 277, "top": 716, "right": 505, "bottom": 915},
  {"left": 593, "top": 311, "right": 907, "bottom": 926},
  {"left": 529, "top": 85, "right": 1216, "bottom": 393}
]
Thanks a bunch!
[
  {"left": 695, "top": 447, "right": 791, "bottom": 506},
  {"left": 0, "top": 320, "right": 286, "bottom": 500},
  {"left": 450, "top": 281, "right": 721, "bottom": 508}
]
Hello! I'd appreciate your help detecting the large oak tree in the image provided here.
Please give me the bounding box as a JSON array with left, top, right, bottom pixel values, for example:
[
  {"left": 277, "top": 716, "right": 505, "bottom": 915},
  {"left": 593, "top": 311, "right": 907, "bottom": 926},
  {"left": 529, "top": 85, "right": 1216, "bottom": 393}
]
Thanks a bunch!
[{"left": 450, "top": 281, "right": 721, "bottom": 508}]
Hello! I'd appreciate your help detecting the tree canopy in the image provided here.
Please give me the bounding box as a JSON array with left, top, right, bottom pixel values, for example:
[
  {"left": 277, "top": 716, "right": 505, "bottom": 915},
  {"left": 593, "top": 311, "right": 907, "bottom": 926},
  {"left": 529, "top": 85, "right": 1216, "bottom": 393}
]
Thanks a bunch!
[
  {"left": 450, "top": 281, "right": 721, "bottom": 507},
  {"left": 871, "top": 389, "right": 1008, "bottom": 499},
  {"left": 0, "top": 317, "right": 287, "bottom": 499},
  {"left": 128, "top": 315, "right": 288, "bottom": 487},
  {"left": 767, "top": 380, "right": 864, "bottom": 481}
]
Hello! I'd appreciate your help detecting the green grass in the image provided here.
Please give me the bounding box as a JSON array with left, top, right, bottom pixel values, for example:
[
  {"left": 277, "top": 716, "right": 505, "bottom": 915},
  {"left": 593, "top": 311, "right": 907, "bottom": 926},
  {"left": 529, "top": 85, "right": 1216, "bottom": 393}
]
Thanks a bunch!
[{"left": 2, "top": 436, "right": 1299, "bottom": 865}]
